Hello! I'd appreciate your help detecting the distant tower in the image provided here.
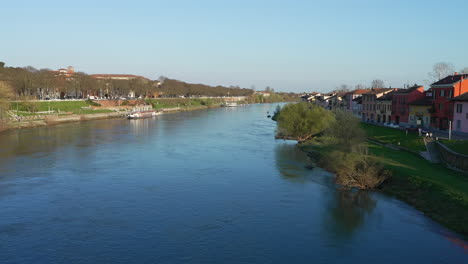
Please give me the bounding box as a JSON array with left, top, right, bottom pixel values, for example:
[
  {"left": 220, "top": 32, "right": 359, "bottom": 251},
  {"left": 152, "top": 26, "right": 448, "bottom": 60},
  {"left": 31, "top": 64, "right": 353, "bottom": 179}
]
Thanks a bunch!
[{"left": 67, "top": 66, "right": 75, "bottom": 74}]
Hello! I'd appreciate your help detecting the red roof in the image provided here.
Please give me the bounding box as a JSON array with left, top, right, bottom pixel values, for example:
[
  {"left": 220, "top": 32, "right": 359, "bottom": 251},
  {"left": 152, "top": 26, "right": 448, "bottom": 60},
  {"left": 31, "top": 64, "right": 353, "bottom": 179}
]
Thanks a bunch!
[
  {"left": 352, "top": 89, "right": 370, "bottom": 95},
  {"left": 363, "top": 88, "right": 395, "bottom": 95}
]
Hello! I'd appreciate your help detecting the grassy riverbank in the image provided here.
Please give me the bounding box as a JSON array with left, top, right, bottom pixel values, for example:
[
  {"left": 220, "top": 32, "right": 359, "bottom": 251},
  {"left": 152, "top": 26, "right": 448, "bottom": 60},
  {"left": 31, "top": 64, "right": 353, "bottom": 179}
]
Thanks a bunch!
[
  {"left": 369, "top": 143, "right": 468, "bottom": 235},
  {"left": 361, "top": 123, "right": 425, "bottom": 152},
  {"left": 145, "top": 98, "right": 225, "bottom": 109},
  {"left": 440, "top": 140, "right": 468, "bottom": 155},
  {"left": 299, "top": 137, "right": 468, "bottom": 236},
  {"left": 2, "top": 98, "right": 282, "bottom": 132}
]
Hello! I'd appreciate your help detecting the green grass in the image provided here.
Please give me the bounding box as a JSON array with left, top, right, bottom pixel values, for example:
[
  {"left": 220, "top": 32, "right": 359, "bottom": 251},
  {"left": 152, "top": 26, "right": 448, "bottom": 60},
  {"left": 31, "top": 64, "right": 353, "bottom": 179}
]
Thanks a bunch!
[
  {"left": 369, "top": 143, "right": 468, "bottom": 235},
  {"left": 441, "top": 140, "right": 468, "bottom": 155},
  {"left": 11, "top": 101, "right": 89, "bottom": 112},
  {"left": 361, "top": 123, "right": 426, "bottom": 152},
  {"left": 10, "top": 101, "right": 114, "bottom": 115},
  {"left": 73, "top": 109, "right": 113, "bottom": 115},
  {"left": 145, "top": 98, "right": 224, "bottom": 109}
]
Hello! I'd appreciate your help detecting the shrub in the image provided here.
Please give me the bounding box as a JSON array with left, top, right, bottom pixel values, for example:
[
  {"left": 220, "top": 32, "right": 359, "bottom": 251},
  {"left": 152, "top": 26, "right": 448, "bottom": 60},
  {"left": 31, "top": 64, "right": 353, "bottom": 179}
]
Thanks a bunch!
[
  {"left": 276, "top": 102, "right": 334, "bottom": 142},
  {"left": 85, "top": 99, "right": 101, "bottom": 107}
]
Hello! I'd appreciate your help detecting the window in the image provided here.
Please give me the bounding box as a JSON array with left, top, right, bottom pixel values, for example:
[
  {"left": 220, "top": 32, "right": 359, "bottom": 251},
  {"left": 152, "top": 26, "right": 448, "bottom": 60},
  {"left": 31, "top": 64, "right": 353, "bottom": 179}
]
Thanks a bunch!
[
  {"left": 456, "top": 104, "right": 463, "bottom": 113},
  {"left": 439, "top": 103, "right": 444, "bottom": 110},
  {"left": 448, "top": 90, "right": 453, "bottom": 99},
  {"left": 441, "top": 90, "right": 445, "bottom": 97},
  {"left": 456, "top": 120, "right": 461, "bottom": 130}
]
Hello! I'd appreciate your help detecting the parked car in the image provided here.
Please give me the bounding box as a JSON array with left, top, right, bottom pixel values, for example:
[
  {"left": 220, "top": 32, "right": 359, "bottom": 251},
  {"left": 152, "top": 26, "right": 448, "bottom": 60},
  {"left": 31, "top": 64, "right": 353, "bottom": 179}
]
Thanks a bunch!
[{"left": 384, "top": 122, "right": 399, "bottom": 128}]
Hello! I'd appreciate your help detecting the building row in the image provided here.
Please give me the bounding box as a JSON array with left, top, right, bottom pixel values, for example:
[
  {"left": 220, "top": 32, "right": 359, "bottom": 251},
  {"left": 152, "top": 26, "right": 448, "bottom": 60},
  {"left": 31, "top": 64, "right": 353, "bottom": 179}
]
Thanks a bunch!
[{"left": 302, "top": 72, "right": 468, "bottom": 134}]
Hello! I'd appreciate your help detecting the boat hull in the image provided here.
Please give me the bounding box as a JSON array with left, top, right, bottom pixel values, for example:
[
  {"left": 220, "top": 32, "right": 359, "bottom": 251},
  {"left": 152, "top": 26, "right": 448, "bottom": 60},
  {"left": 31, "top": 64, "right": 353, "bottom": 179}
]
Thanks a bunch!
[{"left": 127, "top": 111, "right": 161, "bottom": 119}]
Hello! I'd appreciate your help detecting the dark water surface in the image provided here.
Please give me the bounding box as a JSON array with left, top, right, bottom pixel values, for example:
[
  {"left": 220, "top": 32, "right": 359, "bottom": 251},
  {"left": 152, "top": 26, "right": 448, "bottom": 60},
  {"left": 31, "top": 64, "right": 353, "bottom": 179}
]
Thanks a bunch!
[{"left": 0, "top": 104, "right": 466, "bottom": 263}]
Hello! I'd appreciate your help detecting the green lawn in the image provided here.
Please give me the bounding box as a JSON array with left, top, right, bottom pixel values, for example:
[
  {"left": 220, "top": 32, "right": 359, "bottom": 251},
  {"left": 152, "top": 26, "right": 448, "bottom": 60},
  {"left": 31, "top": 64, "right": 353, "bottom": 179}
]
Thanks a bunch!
[
  {"left": 368, "top": 143, "right": 468, "bottom": 234},
  {"left": 146, "top": 98, "right": 224, "bottom": 109},
  {"left": 361, "top": 123, "right": 426, "bottom": 152},
  {"left": 369, "top": 143, "right": 468, "bottom": 200},
  {"left": 11, "top": 101, "right": 89, "bottom": 112},
  {"left": 441, "top": 140, "right": 468, "bottom": 155},
  {"left": 73, "top": 109, "right": 113, "bottom": 115},
  {"left": 10, "top": 101, "right": 114, "bottom": 115}
]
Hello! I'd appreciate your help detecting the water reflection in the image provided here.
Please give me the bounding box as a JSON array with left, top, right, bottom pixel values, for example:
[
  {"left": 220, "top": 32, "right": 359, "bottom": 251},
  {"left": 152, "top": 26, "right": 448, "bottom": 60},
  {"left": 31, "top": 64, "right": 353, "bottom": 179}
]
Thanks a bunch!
[
  {"left": 274, "top": 142, "right": 377, "bottom": 240},
  {"left": 324, "top": 189, "right": 376, "bottom": 239},
  {"left": 274, "top": 142, "right": 333, "bottom": 186}
]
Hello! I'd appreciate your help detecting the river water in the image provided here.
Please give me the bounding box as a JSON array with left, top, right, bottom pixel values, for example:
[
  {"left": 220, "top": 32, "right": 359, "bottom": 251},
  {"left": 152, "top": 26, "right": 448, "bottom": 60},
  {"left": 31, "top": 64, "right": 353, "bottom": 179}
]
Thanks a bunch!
[{"left": 0, "top": 104, "right": 466, "bottom": 263}]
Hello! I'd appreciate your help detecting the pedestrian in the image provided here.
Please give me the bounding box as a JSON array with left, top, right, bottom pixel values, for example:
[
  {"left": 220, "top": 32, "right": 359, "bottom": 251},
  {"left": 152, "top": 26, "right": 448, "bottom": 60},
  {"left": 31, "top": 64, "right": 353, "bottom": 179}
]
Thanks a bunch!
[
  {"left": 429, "top": 132, "right": 433, "bottom": 138},
  {"left": 425, "top": 132, "right": 429, "bottom": 139},
  {"left": 405, "top": 128, "right": 408, "bottom": 136}
]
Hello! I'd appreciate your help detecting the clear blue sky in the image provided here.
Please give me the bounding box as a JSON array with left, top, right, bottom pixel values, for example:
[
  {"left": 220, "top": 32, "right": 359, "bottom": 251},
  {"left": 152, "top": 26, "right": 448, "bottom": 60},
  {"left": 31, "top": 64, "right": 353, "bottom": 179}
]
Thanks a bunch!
[{"left": 2, "top": 0, "right": 468, "bottom": 92}]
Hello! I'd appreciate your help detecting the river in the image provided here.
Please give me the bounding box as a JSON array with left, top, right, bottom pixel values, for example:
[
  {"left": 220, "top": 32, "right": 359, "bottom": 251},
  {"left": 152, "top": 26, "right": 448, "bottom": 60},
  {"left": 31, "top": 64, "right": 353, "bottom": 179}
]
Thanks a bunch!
[{"left": 0, "top": 104, "right": 466, "bottom": 263}]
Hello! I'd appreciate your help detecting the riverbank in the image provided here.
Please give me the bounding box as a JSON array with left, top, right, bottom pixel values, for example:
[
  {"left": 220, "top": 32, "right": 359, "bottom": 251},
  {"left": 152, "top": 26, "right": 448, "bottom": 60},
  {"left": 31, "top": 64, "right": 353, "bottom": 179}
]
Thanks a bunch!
[
  {"left": 0, "top": 103, "right": 223, "bottom": 133},
  {"left": 298, "top": 139, "right": 468, "bottom": 236}
]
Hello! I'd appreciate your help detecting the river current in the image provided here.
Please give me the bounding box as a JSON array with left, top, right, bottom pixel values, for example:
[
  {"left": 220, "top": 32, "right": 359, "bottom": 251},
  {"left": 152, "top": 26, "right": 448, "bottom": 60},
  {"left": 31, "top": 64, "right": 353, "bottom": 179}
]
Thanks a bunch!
[{"left": 0, "top": 104, "right": 466, "bottom": 263}]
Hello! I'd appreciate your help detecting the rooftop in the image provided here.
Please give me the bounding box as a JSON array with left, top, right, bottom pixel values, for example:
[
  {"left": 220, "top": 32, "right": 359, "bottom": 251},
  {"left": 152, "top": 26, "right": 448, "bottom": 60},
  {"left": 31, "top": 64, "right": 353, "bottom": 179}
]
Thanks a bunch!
[
  {"left": 393, "top": 85, "right": 423, "bottom": 94},
  {"left": 345, "top": 89, "right": 369, "bottom": 96},
  {"left": 376, "top": 92, "right": 394, "bottom": 101},
  {"left": 363, "top": 88, "right": 394, "bottom": 95},
  {"left": 452, "top": 92, "right": 468, "bottom": 102},
  {"left": 431, "top": 73, "right": 468, "bottom": 86}
]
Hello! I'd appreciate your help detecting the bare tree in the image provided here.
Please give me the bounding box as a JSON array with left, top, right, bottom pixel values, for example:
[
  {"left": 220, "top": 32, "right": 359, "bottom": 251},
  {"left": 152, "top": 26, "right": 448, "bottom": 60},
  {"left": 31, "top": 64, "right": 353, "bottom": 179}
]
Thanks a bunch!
[
  {"left": 354, "top": 84, "right": 366, "bottom": 90},
  {"left": 371, "top": 79, "right": 385, "bottom": 89},
  {"left": 429, "top": 62, "right": 454, "bottom": 81}
]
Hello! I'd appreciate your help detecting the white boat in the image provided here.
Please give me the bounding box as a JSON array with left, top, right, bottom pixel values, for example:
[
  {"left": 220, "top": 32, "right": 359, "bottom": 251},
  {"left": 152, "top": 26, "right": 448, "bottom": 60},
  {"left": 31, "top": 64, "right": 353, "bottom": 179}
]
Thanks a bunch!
[
  {"left": 222, "top": 102, "right": 238, "bottom": 107},
  {"left": 127, "top": 110, "right": 161, "bottom": 119}
]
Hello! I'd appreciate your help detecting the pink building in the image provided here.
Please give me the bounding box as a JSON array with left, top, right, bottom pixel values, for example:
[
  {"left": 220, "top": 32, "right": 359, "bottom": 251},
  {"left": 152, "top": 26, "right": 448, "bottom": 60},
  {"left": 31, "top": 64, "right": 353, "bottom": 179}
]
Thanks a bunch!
[{"left": 452, "top": 92, "right": 468, "bottom": 134}]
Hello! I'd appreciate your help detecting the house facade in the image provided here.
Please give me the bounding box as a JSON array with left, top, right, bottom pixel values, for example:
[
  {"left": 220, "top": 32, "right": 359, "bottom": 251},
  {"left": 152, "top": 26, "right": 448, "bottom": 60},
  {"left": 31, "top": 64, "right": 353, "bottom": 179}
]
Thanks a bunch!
[
  {"left": 390, "top": 85, "right": 425, "bottom": 125},
  {"left": 375, "top": 92, "right": 393, "bottom": 123},
  {"left": 344, "top": 89, "right": 368, "bottom": 113},
  {"left": 408, "top": 93, "right": 432, "bottom": 129},
  {"left": 351, "top": 97, "right": 363, "bottom": 117},
  {"left": 329, "top": 92, "right": 347, "bottom": 111},
  {"left": 361, "top": 88, "right": 395, "bottom": 122},
  {"left": 430, "top": 73, "right": 468, "bottom": 130},
  {"left": 452, "top": 92, "right": 468, "bottom": 133}
]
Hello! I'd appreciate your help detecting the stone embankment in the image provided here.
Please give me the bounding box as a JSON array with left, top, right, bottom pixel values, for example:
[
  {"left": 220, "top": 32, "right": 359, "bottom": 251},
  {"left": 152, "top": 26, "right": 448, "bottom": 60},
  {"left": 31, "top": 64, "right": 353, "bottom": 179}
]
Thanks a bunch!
[
  {"left": 435, "top": 141, "right": 468, "bottom": 172},
  {"left": 4, "top": 112, "right": 127, "bottom": 130}
]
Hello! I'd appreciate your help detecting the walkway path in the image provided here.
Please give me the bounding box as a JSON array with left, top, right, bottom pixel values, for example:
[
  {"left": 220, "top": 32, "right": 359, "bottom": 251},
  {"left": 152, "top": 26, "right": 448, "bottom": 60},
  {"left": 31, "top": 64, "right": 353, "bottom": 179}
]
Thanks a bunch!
[{"left": 422, "top": 138, "right": 441, "bottom": 163}]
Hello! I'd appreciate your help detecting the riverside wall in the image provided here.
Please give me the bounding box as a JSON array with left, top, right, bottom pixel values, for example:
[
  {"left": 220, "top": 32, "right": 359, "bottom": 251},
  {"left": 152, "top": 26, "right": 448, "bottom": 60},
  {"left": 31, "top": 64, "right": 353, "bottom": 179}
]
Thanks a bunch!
[{"left": 435, "top": 141, "right": 468, "bottom": 172}]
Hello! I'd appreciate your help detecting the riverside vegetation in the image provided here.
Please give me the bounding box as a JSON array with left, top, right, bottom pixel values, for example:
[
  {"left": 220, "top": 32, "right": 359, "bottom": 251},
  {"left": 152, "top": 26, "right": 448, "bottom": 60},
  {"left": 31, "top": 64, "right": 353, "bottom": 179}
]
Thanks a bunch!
[
  {"left": 275, "top": 103, "right": 390, "bottom": 189},
  {"left": 275, "top": 102, "right": 468, "bottom": 235}
]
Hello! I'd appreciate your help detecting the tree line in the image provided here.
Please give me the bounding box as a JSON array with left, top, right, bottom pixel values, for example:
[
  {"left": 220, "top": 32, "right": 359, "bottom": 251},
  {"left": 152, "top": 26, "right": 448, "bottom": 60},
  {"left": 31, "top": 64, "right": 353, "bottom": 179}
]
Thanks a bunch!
[{"left": 0, "top": 62, "right": 255, "bottom": 100}]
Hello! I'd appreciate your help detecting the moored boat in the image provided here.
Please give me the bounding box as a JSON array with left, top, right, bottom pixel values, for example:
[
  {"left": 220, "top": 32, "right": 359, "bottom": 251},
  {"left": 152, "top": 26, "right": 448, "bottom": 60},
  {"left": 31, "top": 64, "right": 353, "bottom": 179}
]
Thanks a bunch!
[
  {"left": 127, "top": 110, "right": 161, "bottom": 119},
  {"left": 222, "top": 102, "right": 238, "bottom": 107}
]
